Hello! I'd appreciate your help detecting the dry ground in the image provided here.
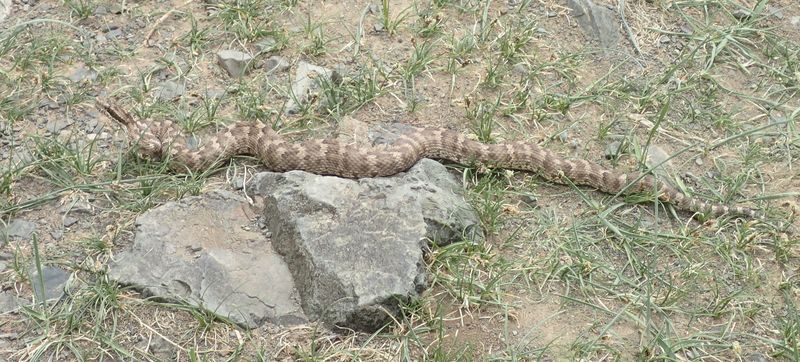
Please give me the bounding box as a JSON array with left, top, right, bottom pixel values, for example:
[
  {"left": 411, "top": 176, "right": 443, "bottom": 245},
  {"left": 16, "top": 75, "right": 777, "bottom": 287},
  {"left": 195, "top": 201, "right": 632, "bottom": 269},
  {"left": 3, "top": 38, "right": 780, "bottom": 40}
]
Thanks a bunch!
[{"left": 1, "top": 0, "right": 799, "bottom": 360}]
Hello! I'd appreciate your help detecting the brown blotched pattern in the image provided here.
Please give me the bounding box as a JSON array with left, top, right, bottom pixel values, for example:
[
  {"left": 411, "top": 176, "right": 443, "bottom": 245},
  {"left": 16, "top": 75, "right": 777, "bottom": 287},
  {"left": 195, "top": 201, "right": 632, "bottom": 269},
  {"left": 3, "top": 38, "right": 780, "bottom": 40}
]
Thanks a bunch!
[{"left": 97, "top": 98, "right": 763, "bottom": 219}]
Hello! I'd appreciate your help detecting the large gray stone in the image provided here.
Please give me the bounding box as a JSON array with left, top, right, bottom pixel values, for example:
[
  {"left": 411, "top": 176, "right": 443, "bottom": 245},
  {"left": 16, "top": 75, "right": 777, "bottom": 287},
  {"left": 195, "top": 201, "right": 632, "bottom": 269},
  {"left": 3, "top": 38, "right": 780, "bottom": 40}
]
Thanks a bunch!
[
  {"left": 107, "top": 123, "right": 482, "bottom": 332},
  {"left": 108, "top": 190, "right": 305, "bottom": 328},
  {"left": 247, "top": 158, "right": 481, "bottom": 331}
]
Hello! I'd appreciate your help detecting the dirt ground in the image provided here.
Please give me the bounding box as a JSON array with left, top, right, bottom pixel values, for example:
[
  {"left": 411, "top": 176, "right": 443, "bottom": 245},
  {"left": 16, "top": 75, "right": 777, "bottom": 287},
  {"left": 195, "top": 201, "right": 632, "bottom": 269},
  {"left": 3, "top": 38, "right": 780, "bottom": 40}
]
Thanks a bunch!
[{"left": 1, "top": 0, "right": 799, "bottom": 361}]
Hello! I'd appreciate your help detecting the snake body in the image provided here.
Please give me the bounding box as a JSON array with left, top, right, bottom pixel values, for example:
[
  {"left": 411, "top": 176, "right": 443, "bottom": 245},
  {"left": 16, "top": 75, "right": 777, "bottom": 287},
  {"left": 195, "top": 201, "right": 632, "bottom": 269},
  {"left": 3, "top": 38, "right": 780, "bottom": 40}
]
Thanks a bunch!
[{"left": 96, "top": 98, "right": 762, "bottom": 219}]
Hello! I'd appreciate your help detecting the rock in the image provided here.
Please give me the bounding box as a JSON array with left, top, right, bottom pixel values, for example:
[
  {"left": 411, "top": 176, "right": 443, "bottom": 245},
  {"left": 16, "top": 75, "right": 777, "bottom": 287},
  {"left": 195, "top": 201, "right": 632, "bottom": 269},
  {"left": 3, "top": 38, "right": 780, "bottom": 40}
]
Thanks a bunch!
[
  {"left": 30, "top": 266, "right": 70, "bottom": 302},
  {"left": 45, "top": 118, "right": 73, "bottom": 133},
  {"left": 644, "top": 145, "right": 673, "bottom": 179},
  {"left": 63, "top": 216, "right": 78, "bottom": 227},
  {"left": 152, "top": 66, "right": 173, "bottom": 81},
  {"left": 155, "top": 80, "right": 186, "bottom": 100},
  {"left": 565, "top": 0, "right": 621, "bottom": 51},
  {"left": 108, "top": 190, "right": 306, "bottom": 329},
  {"left": 186, "top": 135, "right": 199, "bottom": 150},
  {"left": 216, "top": 50, "right": 254, "bottom": 77},
  {"left": 732, "top": 9, "right": 751, "bottom": 20},
  {"left": 683, "top": 171, "right": 699, "bottom": 185},
  {"left": 204, "top": 88, "right": 225, "bottom": 100},
  {"left": 557, "top": 130, "right": 569, "bottom": 143},
  {"left": 367, "top": 3, "right": 380, "bottom": 14},
  {"left": 67, "top": 65, "right": 97, "bottom": 84},
  {"left": 93, "top": 4, "right": 108, "bottom": 15},
  {"left": 604, "top": 141, "right": 623, "bottom": 159},
  {"left": 367, "top": 123, "right": 417, "bottom": 145},
  {"left": 230, "top": 177, "right": 245, "bottom": 190},
  {"left": 40, "top": 98, "right": 59, "bottom": 109},
  {"left": 0, "top": 292, "right": 28, "bottom": 313},
  {"left": 107, "top": 3, "right": 123, "bottom": 13},
  {"left": 108, "top": 125, "right": 481, "bottom": 332},
  {"left": 103, "top": 24, "right": 123, "bottom": 39},
  {"left": 2, "top": 219, "right": 37, "bottom": 240},
  {"left": 10, "top": 150, "right": 33, "bottom": 167},
  {"left": 0, "top": 253, "right": 9, "bottom": 272},
  {"left": 745, "top": 353, "right": 770, "bottom": 362},
  {"left": 0, "top": 0, "right": 9, "bottom": 24},
  {"left": 136, "top": 334, "right": 175, "bottom": 361},
  {"left": 254, "top": 37, "right": 277, "bottom": 53},
  {"left": 766, "top": 5, "right": 782, "bottom": 19},
  {"left": 285, "top": 61, "right": 333, "bottom": 114},
  {"left": 107, "top": 29, "right": 123, "bottom": 39},
  {"left": 247, "top": 158, "right": 482, "bottom": 331},
  {"left": 84, "top": 115, "right": 103, "bottom": 134},
  {"left": 264, "top": 55, "right": 290, "bottom": 74},
  {"left": 60, "top": 196, "right": 94, "bottom": 215}
]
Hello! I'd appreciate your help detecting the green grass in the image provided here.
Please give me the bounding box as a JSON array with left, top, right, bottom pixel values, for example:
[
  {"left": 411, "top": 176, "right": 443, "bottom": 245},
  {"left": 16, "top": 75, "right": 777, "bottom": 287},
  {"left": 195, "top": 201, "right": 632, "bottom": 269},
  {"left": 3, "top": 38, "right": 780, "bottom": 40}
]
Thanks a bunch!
[
  {"left": 379, "top": 0, "right": 412, "bottom": 37},
  {"left": 0, "top": 0, "right": 797, "bottom": 360}
]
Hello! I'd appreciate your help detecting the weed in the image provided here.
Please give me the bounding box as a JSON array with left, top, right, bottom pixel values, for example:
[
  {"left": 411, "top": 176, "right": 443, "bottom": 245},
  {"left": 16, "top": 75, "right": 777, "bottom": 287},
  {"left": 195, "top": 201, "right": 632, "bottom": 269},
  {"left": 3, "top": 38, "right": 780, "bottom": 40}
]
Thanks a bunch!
[{"left": 379, "top": 0, "right": 412, "bottom": 36}]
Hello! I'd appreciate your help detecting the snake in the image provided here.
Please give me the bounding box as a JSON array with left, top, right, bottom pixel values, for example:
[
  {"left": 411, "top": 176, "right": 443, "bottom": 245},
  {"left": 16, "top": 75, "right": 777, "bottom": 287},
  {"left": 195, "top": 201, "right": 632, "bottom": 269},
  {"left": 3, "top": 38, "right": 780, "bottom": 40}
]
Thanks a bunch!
[{"left": 96, "top": 97, "right": 767, "bottom": 220}]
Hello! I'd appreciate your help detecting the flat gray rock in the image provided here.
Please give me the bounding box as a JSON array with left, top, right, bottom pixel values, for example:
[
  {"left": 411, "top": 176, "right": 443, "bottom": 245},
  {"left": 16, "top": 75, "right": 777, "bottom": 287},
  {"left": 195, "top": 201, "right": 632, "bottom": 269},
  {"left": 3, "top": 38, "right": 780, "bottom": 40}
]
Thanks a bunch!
[
  {"left": 30, "top": 266, "right": 69, "bottom": 302},
  {"left": 108, "top": 190, "right": 306, "bottom": 328},
  {"left": 247, "top": 158, "right": 481, "bottom": 331},
  {"left": 45, "top": 118, "right": 73, "bottom": 133},
  {"left": 2, "top": 219, "right": 37, "bottom": 240},
  {"left": 566, "top": 0, "right": 621, "bottom": 50},
  {"left": 67, "top": 65, "right": 97, "bottom": 84},
  {"left": 155, "top": 80, "right": 186, "bottom": 100},
  {"left": 0, "top": 292, "right": 28, "bottom": 313}
]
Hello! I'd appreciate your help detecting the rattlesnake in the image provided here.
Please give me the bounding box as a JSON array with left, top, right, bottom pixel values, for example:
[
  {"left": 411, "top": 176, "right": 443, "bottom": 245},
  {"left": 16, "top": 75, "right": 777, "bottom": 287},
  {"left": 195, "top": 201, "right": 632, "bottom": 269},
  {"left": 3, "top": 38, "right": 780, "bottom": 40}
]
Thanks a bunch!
[{"left": 96, "top": 98, "right": 765, "bottom": 220}]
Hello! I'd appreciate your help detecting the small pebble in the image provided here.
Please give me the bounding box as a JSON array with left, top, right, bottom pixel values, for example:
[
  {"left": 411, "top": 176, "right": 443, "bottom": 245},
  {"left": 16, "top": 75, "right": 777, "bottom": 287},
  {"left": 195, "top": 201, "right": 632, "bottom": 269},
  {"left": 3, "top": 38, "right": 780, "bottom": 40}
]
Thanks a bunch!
[
  {"left": 63, "top": 217, "right": 78, "bottom": 227},
  {"left": 732, "top": 9, "right": 751, "bottom": 20},
  {"left": 557, "top": 130, "right": 569, "bottom": 143},
  {"left": 604, "top": 141, "right": 622, "bottom": 159}
]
